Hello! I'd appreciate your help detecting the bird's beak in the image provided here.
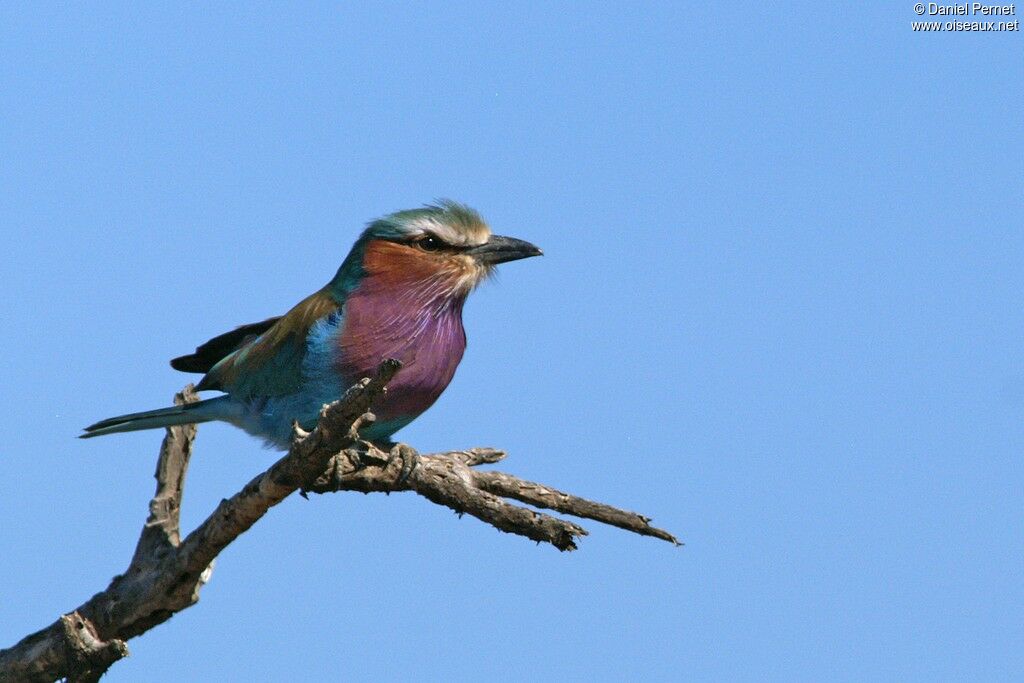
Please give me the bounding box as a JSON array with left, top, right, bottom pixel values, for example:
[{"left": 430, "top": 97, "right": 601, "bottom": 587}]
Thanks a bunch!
[{"left": 467, "top": 235, "right": 543, "bottom": 265}]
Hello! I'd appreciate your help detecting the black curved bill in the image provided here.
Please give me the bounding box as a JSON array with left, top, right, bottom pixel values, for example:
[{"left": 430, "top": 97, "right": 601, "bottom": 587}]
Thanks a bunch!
[{"left": 468, "top": 235, "right": 543, "bottom": 265}]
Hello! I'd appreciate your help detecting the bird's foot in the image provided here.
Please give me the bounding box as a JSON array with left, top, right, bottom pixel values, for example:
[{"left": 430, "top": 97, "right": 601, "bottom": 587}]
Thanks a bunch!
[
  {"left": 386, "top": 443, "right": 419, "bottom": 489},
  {"left": 340, "top": 412, "right": 382, "bottom": 471},
  {"left": 342, "top": 445, "right": 367, "bottom": 472}
]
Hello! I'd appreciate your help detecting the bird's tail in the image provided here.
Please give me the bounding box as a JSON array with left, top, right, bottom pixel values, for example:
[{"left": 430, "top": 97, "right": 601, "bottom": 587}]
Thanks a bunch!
[{"left": 80, "top": 396, "right": 237, "bottom": 439}]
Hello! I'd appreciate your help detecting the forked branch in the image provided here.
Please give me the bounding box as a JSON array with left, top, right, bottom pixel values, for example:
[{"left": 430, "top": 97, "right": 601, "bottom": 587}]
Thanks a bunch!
[{"left": 0, "top": 361, "right": 678, "bottom": 682}]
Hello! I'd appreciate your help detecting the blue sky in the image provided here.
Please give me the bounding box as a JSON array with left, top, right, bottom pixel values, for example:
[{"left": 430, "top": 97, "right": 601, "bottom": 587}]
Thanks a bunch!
[{"left": 1, "top": 3, "right": 1021, "bottom": 681}]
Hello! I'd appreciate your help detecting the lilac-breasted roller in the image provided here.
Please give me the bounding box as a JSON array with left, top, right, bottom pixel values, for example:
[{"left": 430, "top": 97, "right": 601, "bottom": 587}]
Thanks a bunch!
[{"left": 82, "top": 201, "right": 542, "bottom": 448}]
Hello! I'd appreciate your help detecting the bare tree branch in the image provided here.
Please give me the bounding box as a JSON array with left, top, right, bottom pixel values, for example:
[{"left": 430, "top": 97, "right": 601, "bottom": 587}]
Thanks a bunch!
[
  {"left": 302, "top": 444, "right": 679, "bottom": 549},
  {"left": 0, "top": 361, "right": 678, "bottom": 682}
]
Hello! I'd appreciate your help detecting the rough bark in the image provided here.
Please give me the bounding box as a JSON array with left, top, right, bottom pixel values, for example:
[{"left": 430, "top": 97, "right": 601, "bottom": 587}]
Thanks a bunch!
[{"left": 0, "top": 361, "right": 678, "bottom": 682}]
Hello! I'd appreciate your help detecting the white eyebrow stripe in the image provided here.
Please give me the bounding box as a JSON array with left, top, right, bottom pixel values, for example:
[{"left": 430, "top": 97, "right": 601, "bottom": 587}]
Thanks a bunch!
[{"left": 406, "top": 217, "right": 490, "bottom": 247}]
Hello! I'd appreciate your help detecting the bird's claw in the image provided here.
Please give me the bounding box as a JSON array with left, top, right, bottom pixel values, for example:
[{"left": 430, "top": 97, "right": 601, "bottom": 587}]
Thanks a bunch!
[
  {"left": 343, "top": 446, "right": 366, "bottom": 471},
  {"left": 387, "top": 443, "right": 419, "bottom": 489}
]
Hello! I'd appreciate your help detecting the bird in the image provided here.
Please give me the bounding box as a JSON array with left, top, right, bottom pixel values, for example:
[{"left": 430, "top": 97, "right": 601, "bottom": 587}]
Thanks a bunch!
[{"left": 81, "top": 201, "right": 542, "bottom": 449}]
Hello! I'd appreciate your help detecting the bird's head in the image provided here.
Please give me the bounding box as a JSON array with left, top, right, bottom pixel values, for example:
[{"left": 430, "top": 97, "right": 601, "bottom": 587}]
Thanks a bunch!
[{"left": 331, "top": 201, "right": 542, "bottom": 300}]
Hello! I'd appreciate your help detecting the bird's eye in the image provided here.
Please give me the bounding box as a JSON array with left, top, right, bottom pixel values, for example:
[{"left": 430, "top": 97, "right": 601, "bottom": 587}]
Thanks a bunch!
[{"left": 417, "top": 235, "right": 445, "bottom": 252}]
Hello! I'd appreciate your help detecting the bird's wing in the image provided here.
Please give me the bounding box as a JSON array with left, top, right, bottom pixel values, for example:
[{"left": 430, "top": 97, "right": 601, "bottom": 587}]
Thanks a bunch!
[
  {"left": 194, "top": 290, "right": 341, "bottom": 398},
  {"left": 170, "top": 317, "right": 282, "bottom": 373}
]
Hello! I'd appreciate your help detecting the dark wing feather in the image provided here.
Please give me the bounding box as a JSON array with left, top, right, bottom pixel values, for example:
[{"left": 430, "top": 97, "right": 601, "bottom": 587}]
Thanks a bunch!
[
  {"left": 170, "top": 317, "right": 281, "bottom": 374},
  {"left": 194, "top": 291, "right": 340, "bottom": 397}
]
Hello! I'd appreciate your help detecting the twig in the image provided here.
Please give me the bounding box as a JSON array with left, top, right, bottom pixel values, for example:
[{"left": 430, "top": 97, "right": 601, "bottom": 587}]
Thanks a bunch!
[{"left": 303, "top": 445, "right": 680, "bottom": 549}]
